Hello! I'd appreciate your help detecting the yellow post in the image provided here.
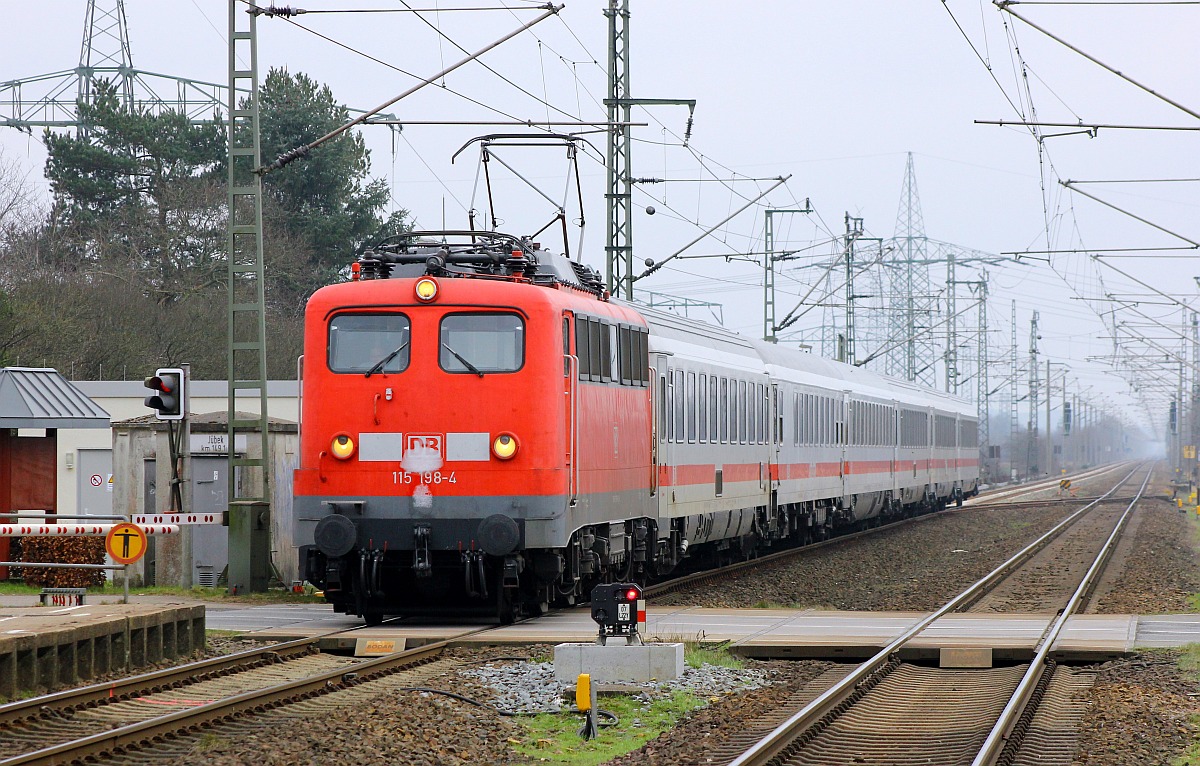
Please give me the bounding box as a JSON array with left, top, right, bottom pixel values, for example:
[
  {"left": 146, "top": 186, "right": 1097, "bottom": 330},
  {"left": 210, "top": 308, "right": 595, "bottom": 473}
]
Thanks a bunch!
[{"left": 576, "top": 673, "right": 592, "bottom": 712}]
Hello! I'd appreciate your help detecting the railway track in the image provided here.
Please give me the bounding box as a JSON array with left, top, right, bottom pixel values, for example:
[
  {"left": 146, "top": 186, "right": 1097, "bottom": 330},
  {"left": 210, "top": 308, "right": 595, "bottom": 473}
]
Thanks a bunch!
[
  {"left": 645, "top": 462, "right": 1136, "bottom": 601},
  {"left": 0, "top": 623, "right": 505, "bottom": 766},
  {"left": 725, "top": 463, "right": 1153, "bottom": 766}
]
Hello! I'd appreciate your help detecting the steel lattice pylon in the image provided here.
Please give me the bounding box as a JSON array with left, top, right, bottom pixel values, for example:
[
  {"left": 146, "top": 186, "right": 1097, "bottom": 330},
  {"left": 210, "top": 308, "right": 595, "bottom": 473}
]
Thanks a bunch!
[
  {"left": 887, "top": 153, "right": 938, "bottom": 386},
  {"left": 1, "top": 0, "right": 227, "bottom": 133}
]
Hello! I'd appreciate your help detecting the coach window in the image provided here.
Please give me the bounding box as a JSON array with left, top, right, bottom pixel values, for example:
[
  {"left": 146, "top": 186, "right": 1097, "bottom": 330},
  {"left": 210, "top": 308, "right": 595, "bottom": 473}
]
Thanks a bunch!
[
  {"left": 699, "top": 374, "right": 708, "bottom": 442},
  {"left": 439, "top": 313, "right": 524, "bottom": 374},
  {"left": 761, "top": 384, "right": 769, "bottom": 444},
  {"left": 793, "top": 392, "right": 799, "bottom": 446},
  {"left": 674, "top": 369, "right": 686, "bottom": 442},
  {"left": 709, "top": 377, "right": 718, "bottom": 442},
  {"left": 738, "top": 381, "right": 748, "bottom": 444},
  {"left": 328, "top": 313, "right": 411, "bottom": 374},
  {"left": 687, "top": 372, "right": 697, "bottom": 443},
  {"left": 747, "top": 383, "right": 756, "bottom": 444},
  {"left": 715, "top": 379, "right": 724, "bottom": 444}
]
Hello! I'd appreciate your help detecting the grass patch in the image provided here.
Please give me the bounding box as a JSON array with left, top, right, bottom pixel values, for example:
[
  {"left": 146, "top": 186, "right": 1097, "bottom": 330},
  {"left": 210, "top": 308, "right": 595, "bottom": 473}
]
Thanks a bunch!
[
  {"left": 511, "top": 690, "right": 704, "bottom": 766},
  {"left": 0, "top": 581, "right": 321, "bottom": 603},
  {"left": 205, "top": 629, "right": 244, "bottom": 639},
  {"left": 90, "top": 584, "right": 324, "bottom": 603},
  {"left": 0, "top": 583, "right": 40, "bottom": 595},
  {"left": 1176, "top": 644, "right": 1200, "bottom": 678},
  {"left": 191, "top": 732, "right": 231, "bottom": 752},
  {"left": 685, "top": 641, "right": 743, "bottom": 670},
  {"left": 1178, "top": 645, "right": 1200, "bottom": 766},
  {"left": 749, "top": 599, "right": 794, "bottom": 609}
]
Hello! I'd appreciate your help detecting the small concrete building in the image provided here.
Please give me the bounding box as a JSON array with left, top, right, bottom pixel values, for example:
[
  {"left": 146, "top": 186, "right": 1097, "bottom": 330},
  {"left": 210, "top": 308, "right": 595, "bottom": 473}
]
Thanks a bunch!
[
  {"left": 5, "top": 377, "right": 302, "bottom": 586},
  {"left": 110, "top": 412, "right": 298, "bottom": 588}
]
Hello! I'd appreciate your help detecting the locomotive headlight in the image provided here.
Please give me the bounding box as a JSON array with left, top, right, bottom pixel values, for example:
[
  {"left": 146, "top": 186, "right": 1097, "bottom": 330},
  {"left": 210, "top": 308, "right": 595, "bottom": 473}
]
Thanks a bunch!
[
  {"left": 330, "top": 433, "right": 356, "bottom": 460},
  {"left": 414, "top": 277, "right": 439, "bottom": 302},
  {"left": 492, "top": 432, "right": 519, "bottom": 460}
]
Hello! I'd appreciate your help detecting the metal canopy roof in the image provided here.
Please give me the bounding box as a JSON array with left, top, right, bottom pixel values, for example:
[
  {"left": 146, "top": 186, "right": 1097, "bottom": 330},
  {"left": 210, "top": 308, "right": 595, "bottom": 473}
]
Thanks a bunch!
[{"left": 0, "top": 368, "right": 111, "bottom": 429}]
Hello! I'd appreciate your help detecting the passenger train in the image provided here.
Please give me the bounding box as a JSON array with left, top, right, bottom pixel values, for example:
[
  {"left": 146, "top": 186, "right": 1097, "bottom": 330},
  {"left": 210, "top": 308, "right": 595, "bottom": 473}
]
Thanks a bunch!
[{"left": 293, "top": 231, "right": 979, "bottom": 623}]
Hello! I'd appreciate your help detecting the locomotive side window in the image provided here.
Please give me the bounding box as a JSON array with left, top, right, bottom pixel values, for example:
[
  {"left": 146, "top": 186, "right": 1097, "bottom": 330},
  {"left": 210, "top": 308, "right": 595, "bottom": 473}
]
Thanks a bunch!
[
  {"left": 439, "top": 313, "right": 524, "bottom": 374},
  {"left": 576, "top": 318, "right": 591, "bottom": 379},
  {"left": 601, "top": 323, "right": 614, "bottom": 382},
  {"left": 589, "top": 321, "right": 602, "bottom": 382},
  {"left": 639, "top": 330, "right": 650, "bottom": 385},
  {"left": 619, "top": 327, "right": 632, "bottom": 385},
  {"left": 563, "top": 316, "right": 571, "bottom": 376},
  {"left": 328, "top": 313, "right": 411, "bottom": 374}
]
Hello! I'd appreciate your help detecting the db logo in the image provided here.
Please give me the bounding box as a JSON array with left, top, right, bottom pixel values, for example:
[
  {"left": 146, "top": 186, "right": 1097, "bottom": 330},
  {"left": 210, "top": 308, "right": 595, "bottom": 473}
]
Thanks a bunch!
[{"left": 406, "top": 434, "right": 443, "bottom": 456}]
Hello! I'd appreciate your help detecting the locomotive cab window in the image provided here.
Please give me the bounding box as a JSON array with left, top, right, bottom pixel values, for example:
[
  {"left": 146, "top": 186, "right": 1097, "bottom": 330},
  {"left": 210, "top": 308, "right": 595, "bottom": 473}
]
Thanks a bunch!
[
  {"left": 328, "top": 313, "right": 411, "bottom": 374},
  {"left": 439, "top": 313, "right": 524, "bottom": 374}
]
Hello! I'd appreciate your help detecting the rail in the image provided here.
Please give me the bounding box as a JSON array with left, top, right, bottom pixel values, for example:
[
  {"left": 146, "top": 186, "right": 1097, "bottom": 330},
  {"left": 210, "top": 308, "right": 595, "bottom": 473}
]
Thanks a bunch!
[
  {"left": 971, "top": 467, "right": 1153, "bottom": 766},
  {"left": 727, "top": 462, "right": 1145, "bottom": 766},
  {"left": 0, "top": 610, "right": 520, "bottom": 766}
]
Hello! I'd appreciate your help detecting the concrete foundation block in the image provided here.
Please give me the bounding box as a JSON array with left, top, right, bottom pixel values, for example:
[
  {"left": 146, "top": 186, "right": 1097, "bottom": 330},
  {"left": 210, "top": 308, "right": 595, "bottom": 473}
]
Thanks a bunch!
[{"left": 553, "top": 642, "right": 684, "bottom": 684}]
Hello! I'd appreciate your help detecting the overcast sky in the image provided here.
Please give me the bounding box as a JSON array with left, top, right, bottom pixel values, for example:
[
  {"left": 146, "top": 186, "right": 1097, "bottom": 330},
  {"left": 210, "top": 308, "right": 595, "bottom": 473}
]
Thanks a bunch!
[{"left": 3, "top": 1, "right": 1197, "bottom": 441}]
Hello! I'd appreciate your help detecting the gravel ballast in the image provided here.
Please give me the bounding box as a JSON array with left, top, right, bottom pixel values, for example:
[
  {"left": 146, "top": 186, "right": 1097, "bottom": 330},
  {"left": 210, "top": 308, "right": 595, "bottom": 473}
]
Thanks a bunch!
[
  {"left": 195, "top": 482, "right": 1200, "bottom": 766},
  {"left": 64, "top": 472, "right": 1200, "bottom": 765}
]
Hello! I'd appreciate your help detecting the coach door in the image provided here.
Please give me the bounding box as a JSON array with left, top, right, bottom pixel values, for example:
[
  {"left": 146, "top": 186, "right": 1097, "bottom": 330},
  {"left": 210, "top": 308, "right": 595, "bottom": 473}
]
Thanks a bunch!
[
  {"left": 650, "top": 356, "right": 670, "bottom": 505},
  {"left": 840, "top": 391, "right": 852, "bottom": 510}
]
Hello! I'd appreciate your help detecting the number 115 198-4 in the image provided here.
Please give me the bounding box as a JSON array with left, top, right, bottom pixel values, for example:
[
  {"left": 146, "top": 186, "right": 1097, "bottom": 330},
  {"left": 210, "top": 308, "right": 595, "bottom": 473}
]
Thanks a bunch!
[{"left": 393, "top": 471, "right": 457, "bottom": 485}]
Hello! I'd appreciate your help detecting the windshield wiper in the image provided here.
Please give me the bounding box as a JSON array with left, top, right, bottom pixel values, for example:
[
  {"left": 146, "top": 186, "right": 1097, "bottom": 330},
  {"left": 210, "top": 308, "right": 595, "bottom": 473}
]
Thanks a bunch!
[
  {"left": 442, "top": 342, "right": 485, "bottom": 378},
  {"left": 364, "top": 341, "right": 409, "bottom": 378}
]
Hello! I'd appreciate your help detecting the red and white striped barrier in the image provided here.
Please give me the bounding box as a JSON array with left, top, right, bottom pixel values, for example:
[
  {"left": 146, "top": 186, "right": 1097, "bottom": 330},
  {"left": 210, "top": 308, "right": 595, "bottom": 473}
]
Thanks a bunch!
[
  {"left": 132, "top": 513, "right": 222, "bottom": 526},
  {"left": 0, "top": 524, "right": 179, "bottom": 537}
]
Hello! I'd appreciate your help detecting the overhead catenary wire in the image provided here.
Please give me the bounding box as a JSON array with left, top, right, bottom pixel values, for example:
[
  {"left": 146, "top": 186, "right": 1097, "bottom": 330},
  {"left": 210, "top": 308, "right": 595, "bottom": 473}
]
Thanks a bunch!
[
  {"left": 255, "top": 4, "right": 564, "bottom": 174},
  {"left": 996, "top": 1, "right": 1200, "bottom": 121}
]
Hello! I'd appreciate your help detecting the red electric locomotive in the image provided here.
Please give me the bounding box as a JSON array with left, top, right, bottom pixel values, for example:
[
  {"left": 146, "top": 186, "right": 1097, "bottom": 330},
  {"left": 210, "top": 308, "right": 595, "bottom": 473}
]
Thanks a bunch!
[
  {"left": 296, "top": 230, "right": 981, "bottom": 624},
  {"left": 294, "top": 231, "right": 652, "bottom": 622}
]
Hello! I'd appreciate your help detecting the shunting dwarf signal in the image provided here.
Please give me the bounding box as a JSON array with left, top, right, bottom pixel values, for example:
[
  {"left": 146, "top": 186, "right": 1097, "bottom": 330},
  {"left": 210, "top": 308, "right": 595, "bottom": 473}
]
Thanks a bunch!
[{"left": 590, "top": 582, "right": 646, "bottom": 645}]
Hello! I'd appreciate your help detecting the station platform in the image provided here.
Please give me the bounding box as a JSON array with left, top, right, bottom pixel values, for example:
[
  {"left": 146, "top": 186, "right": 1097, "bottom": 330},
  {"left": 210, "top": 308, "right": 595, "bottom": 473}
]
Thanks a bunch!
[
  {"left": 0, "top": 602, "right": 205, "bottom": 698},
  {"left": 221, "top": 605, "right": 1200, "bottom": 662}
]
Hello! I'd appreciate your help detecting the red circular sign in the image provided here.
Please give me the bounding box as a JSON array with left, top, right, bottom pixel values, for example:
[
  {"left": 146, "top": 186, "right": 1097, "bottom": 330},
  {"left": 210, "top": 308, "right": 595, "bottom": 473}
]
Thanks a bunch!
[{"left": 90, "top": 474, "right": 102, "bottom": 487}]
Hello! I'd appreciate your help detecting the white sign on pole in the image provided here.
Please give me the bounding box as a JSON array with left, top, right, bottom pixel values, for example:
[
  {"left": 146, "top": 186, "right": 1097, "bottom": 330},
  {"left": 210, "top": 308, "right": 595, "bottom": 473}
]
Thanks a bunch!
[{"left": 189, "top": 433, "right": 248, "bottom": 455}]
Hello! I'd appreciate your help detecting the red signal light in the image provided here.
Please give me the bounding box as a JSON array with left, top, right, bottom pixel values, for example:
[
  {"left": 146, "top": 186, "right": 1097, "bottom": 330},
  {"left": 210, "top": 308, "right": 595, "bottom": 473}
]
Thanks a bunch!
[{"left": 625, "top": 587, "right": 640, "bottom": 601}]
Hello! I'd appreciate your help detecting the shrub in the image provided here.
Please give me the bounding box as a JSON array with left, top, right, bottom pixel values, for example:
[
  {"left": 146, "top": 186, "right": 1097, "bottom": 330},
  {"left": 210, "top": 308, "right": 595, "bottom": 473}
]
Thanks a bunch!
[{"left": 17, "top": 537, "right": 107, "bottom": 588}]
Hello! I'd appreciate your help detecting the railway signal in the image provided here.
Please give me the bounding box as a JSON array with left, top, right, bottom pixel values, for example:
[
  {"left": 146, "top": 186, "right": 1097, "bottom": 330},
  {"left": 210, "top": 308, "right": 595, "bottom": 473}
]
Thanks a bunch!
[
  {"left": 590, "top": 582, "right": 646, "bottom": 645},
  {"left": 143, "top": 367, "right": 186, "bottom": 420}
]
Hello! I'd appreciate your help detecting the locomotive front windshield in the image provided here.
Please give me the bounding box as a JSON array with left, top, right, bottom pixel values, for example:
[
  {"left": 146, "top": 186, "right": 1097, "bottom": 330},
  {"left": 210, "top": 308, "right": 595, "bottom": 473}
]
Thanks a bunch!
[
  {"left": 439, "top": 313, "right": 524, "bottom": 374},
  {"left": 328, "top": 313, "right": 411, "bottom": 373}
]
